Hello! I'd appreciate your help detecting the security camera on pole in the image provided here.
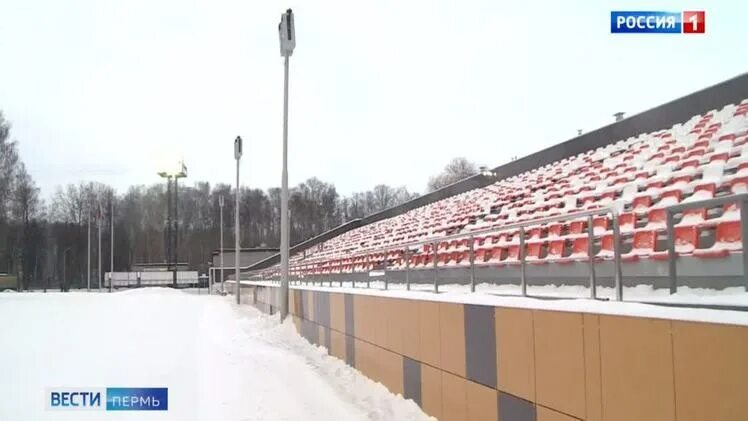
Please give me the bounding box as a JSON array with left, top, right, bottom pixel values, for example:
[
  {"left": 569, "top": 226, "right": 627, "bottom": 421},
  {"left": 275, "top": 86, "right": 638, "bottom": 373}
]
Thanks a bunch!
[
  {"left": 278, "top": 8, "right": 295, "bottom": 321},
  {"left": 234, "top": 136, "right": 242, "bottom": 304}
]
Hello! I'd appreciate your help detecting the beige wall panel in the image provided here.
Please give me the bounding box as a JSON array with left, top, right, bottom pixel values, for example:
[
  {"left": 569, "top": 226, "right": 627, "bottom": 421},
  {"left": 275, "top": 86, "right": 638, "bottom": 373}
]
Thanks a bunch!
[
  {"left": 599, "top": 315, "right": 675, "bottom": 421},
  {"left": 533, "top": 310, "right": 586, "bottom": 419},
  {"left": 672, "top": 321, "right": 748, "bottom": 421},
  {"left": 495, "top": 307, "right": 535, "bottom": 401}
]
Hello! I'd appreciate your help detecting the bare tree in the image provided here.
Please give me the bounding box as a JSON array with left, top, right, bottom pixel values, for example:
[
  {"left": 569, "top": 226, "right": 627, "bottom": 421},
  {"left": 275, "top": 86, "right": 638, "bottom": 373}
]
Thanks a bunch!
[{"left": 426, "top": 157, "right": 478, "bottom": 192}]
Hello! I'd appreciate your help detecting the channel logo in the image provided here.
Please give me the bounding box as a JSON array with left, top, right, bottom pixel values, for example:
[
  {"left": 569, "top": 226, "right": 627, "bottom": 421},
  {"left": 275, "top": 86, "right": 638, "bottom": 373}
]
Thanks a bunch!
[
  {"left": 610, "top": 11, "right": 705, "bottom": 34},
  {"left": 47, "top": 387, "right": 168, "bottom": 411}
]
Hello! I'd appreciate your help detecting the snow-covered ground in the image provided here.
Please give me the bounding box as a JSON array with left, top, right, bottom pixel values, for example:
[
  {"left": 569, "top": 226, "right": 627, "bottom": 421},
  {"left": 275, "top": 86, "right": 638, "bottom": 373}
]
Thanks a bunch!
[{"left": 0, "top": 289, "right": 429, "bottom": 421}]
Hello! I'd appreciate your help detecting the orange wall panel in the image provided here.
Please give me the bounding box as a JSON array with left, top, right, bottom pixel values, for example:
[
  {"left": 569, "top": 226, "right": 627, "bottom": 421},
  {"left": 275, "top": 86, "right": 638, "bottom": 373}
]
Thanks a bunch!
[
  {"left": 672, "top": 321, "right": 748, "bottom": 421},
  {"left": 467, "top": 380, "right": 498, "bottom": 421},
  {"left": 330, "top": 329, "right": 346, "bottom": 361},
  {"left": 495, "top": 307, "right": 535, "bottom": 401},
  {"left": 330, "top": 292, "right": 346, "bottom": 333},
  {"left": 582, "top": 313, "right": 602, "bottom": 421},
  {"left": 537, "top": 405, "right": 581, "bottom": 421},
  {"left": 439, "top": 302, "right": 466, "bottom": 377},
  {"left": 599, "top": 315, "right": 675, "bottom": 421},
  {"left": 533, "top": 310, "right": 586, "bottom": 419},
  {"left": 421, "top": 363, "right": 443, "bottom": 420},
  {"left": 418, "top": 300, "right": 441, "bottom": 368},
  {"left": 442, "top": 370, "right": 468, "bottom": 421}
]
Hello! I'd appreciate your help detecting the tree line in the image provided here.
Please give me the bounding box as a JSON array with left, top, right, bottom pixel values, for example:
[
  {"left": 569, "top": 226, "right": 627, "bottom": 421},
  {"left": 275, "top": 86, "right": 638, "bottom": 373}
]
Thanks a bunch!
[{"left": 0, "top": 110, "right": 477, "bottom": 290}]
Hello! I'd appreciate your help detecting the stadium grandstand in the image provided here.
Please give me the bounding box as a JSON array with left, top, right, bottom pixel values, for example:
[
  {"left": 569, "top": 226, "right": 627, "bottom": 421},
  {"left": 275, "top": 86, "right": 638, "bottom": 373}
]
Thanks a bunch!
[{"left": 236, "top": 74, "right": 748, "bottom": 299}]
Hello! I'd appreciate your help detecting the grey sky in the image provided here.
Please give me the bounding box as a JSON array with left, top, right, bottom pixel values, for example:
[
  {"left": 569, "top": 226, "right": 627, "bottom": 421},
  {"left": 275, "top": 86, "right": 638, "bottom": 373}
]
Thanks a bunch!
[{"left": 1, "top": 0, "right": 746, "bottom": 198}]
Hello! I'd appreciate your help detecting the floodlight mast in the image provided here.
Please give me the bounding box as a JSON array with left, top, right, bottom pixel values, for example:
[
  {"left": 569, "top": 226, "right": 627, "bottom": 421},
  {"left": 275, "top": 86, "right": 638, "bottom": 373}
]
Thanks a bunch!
[
  {"left": 234, "top": 136, "right": 242, "bottom": 304},
  {"left": 219, "top": 194, "right": 225, "bottom": 295},
  {"left": 278, "top": 8, "right": 295, "bottom": 321}
]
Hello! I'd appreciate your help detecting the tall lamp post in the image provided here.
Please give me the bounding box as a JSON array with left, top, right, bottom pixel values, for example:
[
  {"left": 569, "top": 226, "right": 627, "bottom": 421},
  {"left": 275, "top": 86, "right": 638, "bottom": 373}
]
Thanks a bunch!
[
  {"left": 278, "top": 9, "right": 295, "bottom": 320},
  {"left": 219, "top": 194, "right": 225, "bottom": 294},
  {"left": 87, "top": 212, "right": 91, "bottom": 292},
  {"left": 159, "top": 163, "right": 186, "bottom": 289},
  {"left": 109, "top": 193, "right": 114, "bottom": 293},
  {"left": 234, "top": 136, "right": 242, "bottom": 304},
  {"left": 158, "top": 172, "right": 173, "bottom": 284},
  {"left": 98, "top": 203, "right": 102, "bottom": 291},
  {"left": 173, "top": 162, "right": 188, "bottom": 288}
]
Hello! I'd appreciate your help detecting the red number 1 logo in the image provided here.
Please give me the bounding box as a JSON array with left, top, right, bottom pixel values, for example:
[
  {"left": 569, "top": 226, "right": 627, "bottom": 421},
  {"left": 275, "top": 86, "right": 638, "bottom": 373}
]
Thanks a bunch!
[{"left": 683, "top": 11, "right": 705, "bottom": 33}]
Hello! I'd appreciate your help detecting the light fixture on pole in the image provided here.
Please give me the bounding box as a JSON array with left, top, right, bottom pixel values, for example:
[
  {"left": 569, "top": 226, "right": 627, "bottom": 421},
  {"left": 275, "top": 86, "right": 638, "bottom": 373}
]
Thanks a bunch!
[
  {"left": 234, "top": 136, "right": 242, "bottom": 304},
  {"left": 278, "top": 8, "right": 295, "bottom": 321},
  {"left": 219, "top": 194, "right": 225, "bottom": 295}
]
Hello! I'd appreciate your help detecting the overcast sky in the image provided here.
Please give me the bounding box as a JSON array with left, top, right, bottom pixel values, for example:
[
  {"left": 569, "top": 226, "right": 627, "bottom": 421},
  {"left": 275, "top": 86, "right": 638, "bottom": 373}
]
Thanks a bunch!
[{"left": 1, "top": 0, "right": 747, "bottom": 198}]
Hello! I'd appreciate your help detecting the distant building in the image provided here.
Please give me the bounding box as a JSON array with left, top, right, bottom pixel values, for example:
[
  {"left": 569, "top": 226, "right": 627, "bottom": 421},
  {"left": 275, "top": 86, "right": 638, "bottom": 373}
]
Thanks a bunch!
[{"left": 130, "top": 262, "right": 191, "bottom": 272}]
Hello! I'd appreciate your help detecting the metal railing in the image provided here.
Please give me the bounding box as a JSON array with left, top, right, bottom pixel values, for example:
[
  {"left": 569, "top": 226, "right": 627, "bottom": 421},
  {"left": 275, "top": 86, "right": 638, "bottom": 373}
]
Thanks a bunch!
[
  {"left": 259, "top": 205, "right": 624, "bottom": 300},
  {"left": 231, "top": 193, "right": 748, "bottom": 302},
  {"left": 664, "top": 192, "right": 748, "bottom": 293}
]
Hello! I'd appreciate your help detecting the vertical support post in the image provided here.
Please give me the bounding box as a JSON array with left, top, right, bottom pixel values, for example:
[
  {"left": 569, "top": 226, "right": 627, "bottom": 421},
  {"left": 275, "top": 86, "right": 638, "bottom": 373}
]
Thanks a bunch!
[
  {"left": 666, "top": 210, "right": 677, "bottom": 294},
  {"left": 280, "top": 54, "right": 291, "bottom": 319},
  {"left": 469, "top": 235, "right": 476, "bottom": 293},
  {"left": 612, "top": 212, "right": 624, "bottom": 301},
  {"left": 405, "top": 249, "right": 411, "bottom": 291},
  {"left": 384, "top": 251, "right": 389, "bottom": 290},
  {"left": 110, "top": 197, "right": 114, "bottom": 293},
  {"left": 519, "top": 227, "right": 527, "bottom": 296},
  {"left": 366, "top": 254, "right": 370, "bottom": 289},
  {"left": 98, "top": 210, "right": 102, "bottom": 292},
  {"left": 235, "top": 155, "right": 241, "bottom": 304},
  {"left": 433, "top": 241, "right": 439, "bottom": 293},
  {"left": 173, "top": 179, "right": 178, "bottom": 289},
  {"left": 741, "top": 199, "right": 748, "bottom": 292},
  {"left": 166, "top": 178, "right": 171, "bottom": 287},
  {"left": 87, "top": 215, "right": 91, "bottom": 292},
  {"left": 587, "top": 215, "right": 597, "bottom": 299},
  {"left": 220, "top": 195, "right": 225, "bottom": 294}
]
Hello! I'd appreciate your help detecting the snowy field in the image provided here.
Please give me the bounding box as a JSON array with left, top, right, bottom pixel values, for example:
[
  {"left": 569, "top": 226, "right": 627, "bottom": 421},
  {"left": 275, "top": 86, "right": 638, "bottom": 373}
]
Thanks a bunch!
[{"left": 0, "top": 289, "right": 429, "bottom": 421}]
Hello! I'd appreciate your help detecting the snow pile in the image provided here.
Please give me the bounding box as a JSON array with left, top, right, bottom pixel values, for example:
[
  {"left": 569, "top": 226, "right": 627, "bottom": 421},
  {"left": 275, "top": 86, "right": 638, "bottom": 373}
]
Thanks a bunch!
[{"left": 0, "top": 289, "right": 430, "bottom": 421}]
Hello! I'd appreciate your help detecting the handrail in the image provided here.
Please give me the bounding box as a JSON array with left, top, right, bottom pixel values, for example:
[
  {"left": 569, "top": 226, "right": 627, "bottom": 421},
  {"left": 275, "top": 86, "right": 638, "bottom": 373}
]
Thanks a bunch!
[
  {"left": 664, "top": 192, "right": 748, "bottom": 213},
  {"left": 296, "top": 206, "right": 619, "bottom": 264},
  {"left": 664, "top": 192, "right": 748, "bottom": 293},
  {"left": 235, "top": 192, "right": 748, "bottom": 302},
  {"left": 275, "top": 205, "right": 623, "bottom": 300}
]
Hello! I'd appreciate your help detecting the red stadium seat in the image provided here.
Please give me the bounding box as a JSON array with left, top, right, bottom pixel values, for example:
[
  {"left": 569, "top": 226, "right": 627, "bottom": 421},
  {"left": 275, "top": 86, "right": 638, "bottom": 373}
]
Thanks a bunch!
[
  {"left": 622, "top": 230, "right": 657, "bottom": 261},
  {"left": 693, "top": 221, "right": 742, "bottom": 258},
  {"left": 652, "top": 226, "right": 698, "bottom": 259}
]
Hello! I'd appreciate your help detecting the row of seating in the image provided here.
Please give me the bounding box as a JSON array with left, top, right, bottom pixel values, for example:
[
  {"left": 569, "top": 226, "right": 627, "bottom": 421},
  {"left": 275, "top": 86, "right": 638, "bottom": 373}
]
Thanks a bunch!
[{"left": 276, "top": 99, "right": 748, "bottom": 275}]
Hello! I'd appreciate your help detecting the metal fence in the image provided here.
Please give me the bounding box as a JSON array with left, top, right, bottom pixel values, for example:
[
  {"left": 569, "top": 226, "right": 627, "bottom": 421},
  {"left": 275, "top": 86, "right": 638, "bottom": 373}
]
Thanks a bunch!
[{"left": 220, "top": 193, "right": 748, "bottom": 303}]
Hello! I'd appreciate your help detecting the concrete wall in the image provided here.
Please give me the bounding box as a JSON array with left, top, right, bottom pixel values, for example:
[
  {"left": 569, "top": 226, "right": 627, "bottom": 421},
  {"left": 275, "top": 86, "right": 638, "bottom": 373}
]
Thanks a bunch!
[{"left": 245, "top": 284, "right": 748, "bottom": 421}]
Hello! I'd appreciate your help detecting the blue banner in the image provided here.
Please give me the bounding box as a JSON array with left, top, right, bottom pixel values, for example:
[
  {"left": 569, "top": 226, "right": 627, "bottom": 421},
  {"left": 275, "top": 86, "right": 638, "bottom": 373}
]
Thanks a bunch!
[
  {"left": 611, "top": 11, "right": 682, "bottom": 33},
  {"left": 106, "top": 387, "right": 168, "bottom": 411}
]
